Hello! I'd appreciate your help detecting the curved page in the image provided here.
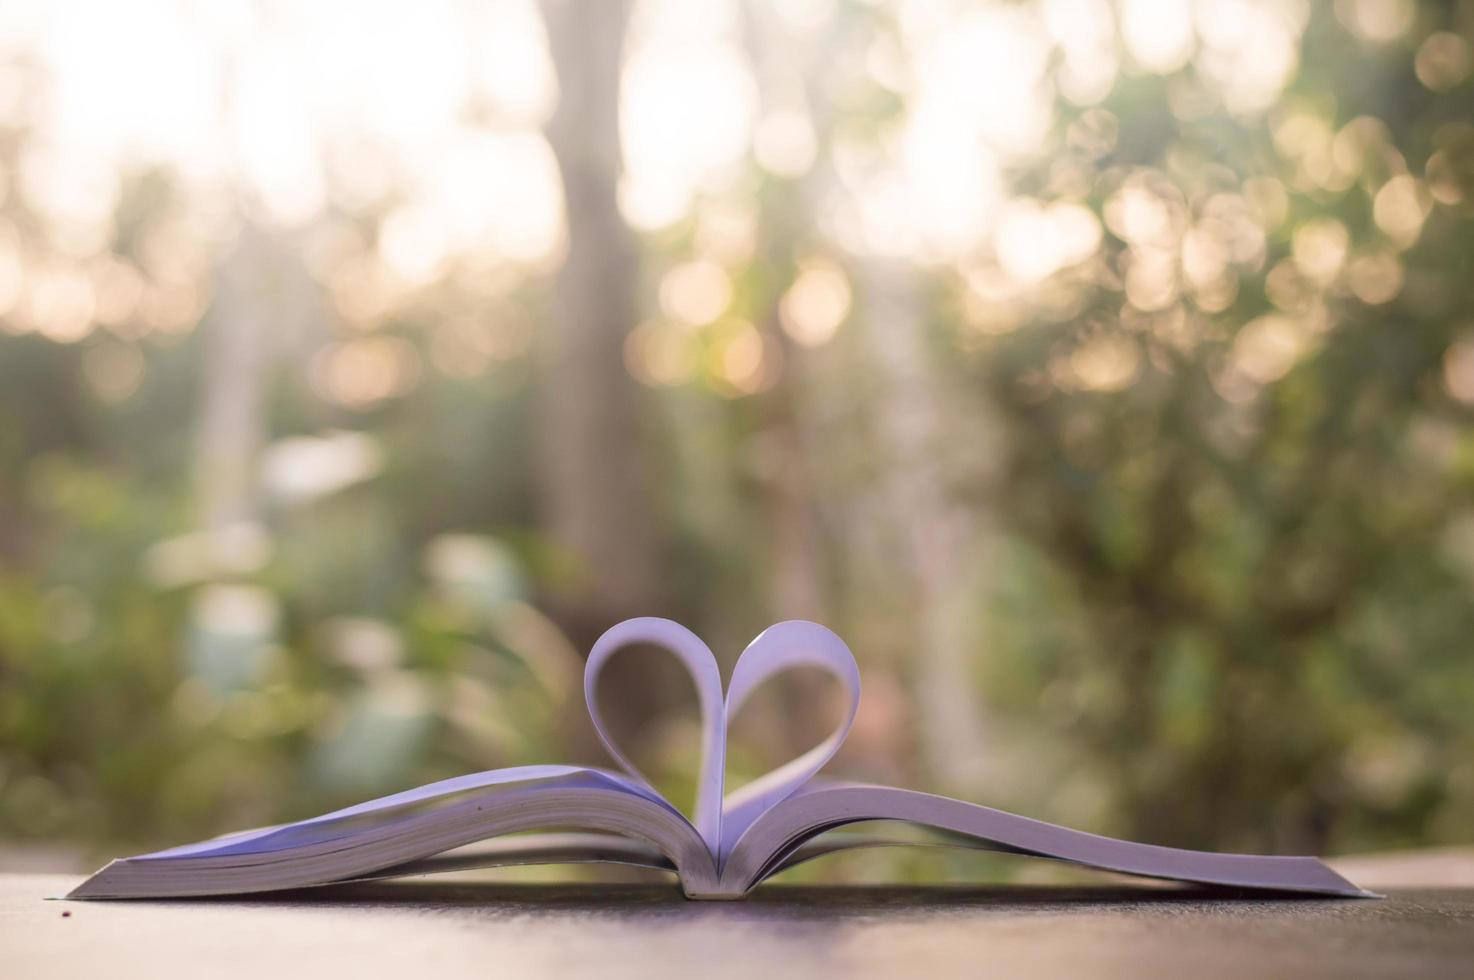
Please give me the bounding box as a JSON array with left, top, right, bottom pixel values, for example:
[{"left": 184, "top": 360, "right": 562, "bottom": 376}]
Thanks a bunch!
[
  {"left": 724, "top": 782, "right": 1371, "bottom": 897},
  {"left": 719, "top": 620, "right": 861, "bottom": 858},
  {"left": 585, "top": 618, "right": 728, "bottom": 854}
]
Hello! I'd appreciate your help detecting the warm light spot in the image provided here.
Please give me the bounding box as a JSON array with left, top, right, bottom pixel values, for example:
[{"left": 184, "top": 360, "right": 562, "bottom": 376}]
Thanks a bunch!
[
  {"left": 1242, "top": 177, "right": 1290, "bottom": 230},
  {"left": 659, "top": 260, "right": 732, "bottom": 327},
  {"left": 416, "top": 129, "right": 565, "bottom": 267},
  {"left": 17, "top": 141, "right": 120, "bottom": 258},
  {"left": 1182, "top": 228, "right": 1241, "bottom": 313},
  {"left": 1425, "top": 149, "right": 1468, "bottom": 207},
  {"left": 1416, "top": 33, "right": 1473, "bottom": 92},
  {"left": 1291, "top": 218, "right": 1350, "bottom": 285},
  {"left": 1198, "top": 194, "right": 1267, "bottom": 267},
  {"left": 753, "top": 108, "right": 818, "bottom": 179},
  {"left": 624, "top": 321, "right": 699, "bottom": 387},
  {"left": 89, "top": 257, "right": 145, "bottom": 329},
  {"left": 779, "top": 261, "right": 851, "bottom": 348},
  {"left": 1346, "top": 251, "right": 1404, "bottom": 305},
  {"left": 329, "top": 255, "right": 405, "bottom": 328},
  {"left": 1194, "top": 1, "right": 1306, "bottom": 114},
  {"left": 1045, "top": 0, "right": 1119, "bottom": 105},
  {"left": 1124, "top": 248, "right": 1180, "bottom": 312},
  {"left": 310, "top": 336, "right": 421, "bottom": 408},
  {"left": 1041, "top": 0, "right": 1114, "bottom": 51},
  {"left": 621, "top": 0, "right": 757, "bottom": 229},
  {"left": 1373, "top": 175, "right": 1431, "bottom": 250},
  {"left": 27, "top": 266, "right": 96, "bottom": 343},
  {"left": 1275, "top": 112, "right": 1359, "bottom": 193},
  {"left": 1274, "top": 112, "right": 1328, "bottom": 158},
  {"left": 994, "top": 199, "right": 1102, "bottom": 283},
  {"left": 1232, "top": 314, "right": 1311, "bottom": 384},
  {"left": 1263, "top": 260, "right": 1312, "bottom": 313},
  {"left": 892, "top": 105, "right": 1006, "bottom": 256},
  {"left": 1120, "top": 0, "right": 1195, "bottom": 74},
  {"left": 1181, "top": 229, "right": 1228, "bottom": 287},
  {"left": 709, "top": 319, "right": 775, "bottom": 395},
  {"left": 232, "top": 46, "right": 326, "bottom": 226},
  {"left": 379, "top": 207, "right": 451, "bottom": 286},
  {"left": 914, "top": 8, "right": 1054, "bottom": 156},
  {"left": 1105, "top": 174, "right": 1184, "bottom": 247},
  {"left": 1190, "top": 274, "right": 1239, "bottom": 313},
  {"left": 1330, "top": 116, "right": 1389, "bottom": 184},
  {"left": 467, "top": 0, "right": 557, "bottom": 126},
  {"left": 830, "top": 5, "right": 1042, "bottom": 258},
  {"left": 1070, "top": 334, "right": 1141, "bottom": 392},
  {"left": 960, "top": 264, "right": 1027, "bottom": 334},
  {"left": 138, "top": 283, "right": 207, "bottom": 336},
  {"left": 1445, "top": 336, "right": 1474, "bottom": 406},
  {"left": 137, "top": 215, "right": 212, "bottom": 287},
  {"left": 1057, "top": 46, "right": 1119, "bottom": 106},
  {"left": 1335, "top": 0, "right": 1415, "bottom": 44}
]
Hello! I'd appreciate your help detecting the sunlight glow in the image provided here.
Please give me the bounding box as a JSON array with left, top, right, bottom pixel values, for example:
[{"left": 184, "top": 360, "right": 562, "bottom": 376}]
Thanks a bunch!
[
  {"left": 1121, "top": 0, "right": 1195, "bottom": 74},
  {"left": 660, "top": 260, "right": 734, "bottom": 327},
  {"left": 621, "top": 0, "right": 757, "bottom": 230},
  {"left": 709, "top": 318, "right": 776, "bottom": 396},
  {"left": 833, "top": 6, "right": 1053, "bottom": 259},
  {"left": 994, "top": 199, "right": 1102, "bottom": 283},
  {"left": 754, "top": 108, "right": 819, "bottom": 178},
  {"left": 1415, "top": 33, "right": 1474, "bottom": 92},
  {"left": 1336, "top": 0, "right": 1416, "bottom": 44},
  {"left": 1232, "top": 314, "right": 1314, "bottom": 385},
  {"left": 779, "top": 261, "right": 852, "bottom": 347},
  {"left": 1193, "top": 0, "right": 1307, "bottom": 113},
  {"left": 1043, "top": 0, "right": 1118, "bottom": 105},
  {"left": 3, "top": 0, "right": 564, "bottom": 282},
  {"left": 1374, "top": 175, "right": 1432, "bottom": 249}
]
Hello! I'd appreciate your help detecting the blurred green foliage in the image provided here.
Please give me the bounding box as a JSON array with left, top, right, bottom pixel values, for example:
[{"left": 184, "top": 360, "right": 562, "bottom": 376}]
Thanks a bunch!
[
  {"left": 1, "top": 0, "right": 1473, "bottom": 874},
  {"left": 971, "top": 3, "right": 1474, "bottom": 855}
]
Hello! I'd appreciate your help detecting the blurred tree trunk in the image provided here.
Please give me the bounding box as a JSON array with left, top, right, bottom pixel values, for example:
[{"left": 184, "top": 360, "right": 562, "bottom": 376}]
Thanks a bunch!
[
  {"left": 539, "top": 1, "right": 683, "bottom": 794},
  {"left": 538, "top": 0, "right": 663, "bottom": 646},
  {"left": 196, "top": 223, "right": 271, "bottom": 532},
  {"left": 858, "top": 259, "right": 999, "bottom": 794}
]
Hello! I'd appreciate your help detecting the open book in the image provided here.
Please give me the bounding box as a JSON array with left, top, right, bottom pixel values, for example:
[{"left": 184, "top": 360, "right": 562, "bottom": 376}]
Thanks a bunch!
[{"left": 69, "top": 618, "right": 1370, "bottom": 900}]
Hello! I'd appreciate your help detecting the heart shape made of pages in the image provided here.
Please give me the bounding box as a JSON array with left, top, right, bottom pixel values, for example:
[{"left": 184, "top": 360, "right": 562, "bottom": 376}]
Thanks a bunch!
[{"left": 583, "top": 618, "right": 861, "bottom": 860}]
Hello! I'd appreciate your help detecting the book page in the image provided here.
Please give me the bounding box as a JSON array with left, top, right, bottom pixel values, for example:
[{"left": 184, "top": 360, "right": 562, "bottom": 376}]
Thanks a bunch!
[
  {"left": 584, "top": 617, "right": 728, "bottom": 855},
  {"left": 718, "top": 621, "right": 861, "bottom": 859},
  {"left": 137, "top": 765, "right": 661, "bottom": 861},
  {"left": 728, "top": 783, "right": 1370, "bottom": 897}
]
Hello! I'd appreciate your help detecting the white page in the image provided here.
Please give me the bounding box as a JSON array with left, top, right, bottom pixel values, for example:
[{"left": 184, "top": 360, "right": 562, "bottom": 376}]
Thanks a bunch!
[
  {"left": 584, "top": 617, "right": 728, "bottom": 855},
  {"left": 725, "top": 782, "right": 1372, "bottom": 897},
  {"left": 718, "top": 621, "right": 860, "bottom": 859},
  {"left": 584, "top": 618, "right": 864, "bottom": 862}
]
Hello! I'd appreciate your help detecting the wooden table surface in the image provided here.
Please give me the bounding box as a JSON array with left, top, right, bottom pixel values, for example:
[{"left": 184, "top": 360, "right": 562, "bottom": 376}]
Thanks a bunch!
[{"left": 4, "top": 866, "right": 1473, "bottom": 980}]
